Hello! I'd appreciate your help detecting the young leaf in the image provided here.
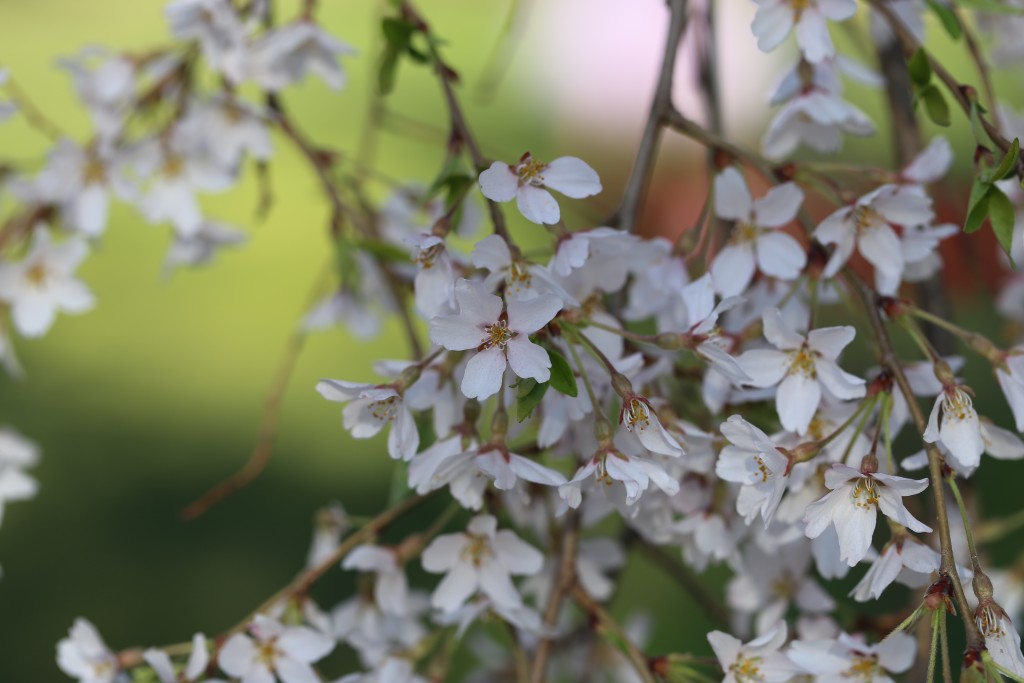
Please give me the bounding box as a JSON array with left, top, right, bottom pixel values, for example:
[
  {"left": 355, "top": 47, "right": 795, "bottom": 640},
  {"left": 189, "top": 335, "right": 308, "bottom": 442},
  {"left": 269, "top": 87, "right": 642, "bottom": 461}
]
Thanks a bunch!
[
  {"left": 925, "top": 0, "right": 962, "bottom": 39},
  {"left": 964, "top": 187, "right": 990, "bottom": 234},
  {"left": 989, "top": 186, "right": 1017, "bottom": 264},
  {"left": 546, "top": 348, "right": 578, "bottom": 397},
  {"left": 515, "top": 378, "right": 549, "bottom": 422},
  {"left": 992, "top": 137, "right": 1021, "bottom": 181},
  {"left": 907, "top": 48, "right": 932, "bottom": 88},
  {"left": 920, "top": 85, "right": 951, "bottom": 127}
]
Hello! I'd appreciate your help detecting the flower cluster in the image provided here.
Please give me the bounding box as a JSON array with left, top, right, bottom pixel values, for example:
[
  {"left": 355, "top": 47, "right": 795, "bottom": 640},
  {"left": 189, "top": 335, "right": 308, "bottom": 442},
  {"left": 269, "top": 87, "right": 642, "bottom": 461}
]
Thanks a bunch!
[{"left": 4, "top": 0, "right": 1023, "bottom": 682}]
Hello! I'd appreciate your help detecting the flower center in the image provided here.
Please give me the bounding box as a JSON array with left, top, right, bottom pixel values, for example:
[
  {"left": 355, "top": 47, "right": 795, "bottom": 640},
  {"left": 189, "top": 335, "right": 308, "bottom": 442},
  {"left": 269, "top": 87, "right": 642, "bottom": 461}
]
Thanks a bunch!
[
  {"left": 846, "top": 654, "right": 880, "bottom": 680},
  {"left": 370, "top": 396, "right": 398, "bottom": 422},
  {"left": 163, "top": 155, "right": 185, "bottom": 178},
  {"left": 256, "top": 639, "right": 280, "bottom": 666},
  {"left": 788, "top": 347, "right": 817, "bottom": 379},
  {"left": 790, "top": 0, "right": 811, "bottom": 21},
  {"left": 25, "top": 263, "right": 48, "bottom": 287},
  {"left": 729, "top": 655, "right": 765, "bottom": 682},
  {"left": 851, "top": 204, "right": 883, "bottom": 234},
  {"left": 505, "top": 260, "right": 532, "bottom": 293},
  {"left": 851, "top": 477, "right": 880, "bottom": 510},
  {"left": 754, "top": 455, "right": 772, "bottom": 483},
  {"left": 942, "top": 389, "right": 975, "bottom": 423},
  {"left": 977, "top": 605, "right": 1005, "bottom": 637},
  {"left": 82, "top": 157, "right": 106, "bottom": 184},
  {"left": 480, "top": 319, "right": 513, "bottom": 350},
  {"left": 622, "top": 398, "right": 651, "bottom": 433},
  {"left": 414, "top": 243, "right": 444, "bottom": 269},
  {"left": 461, "top": 533, "right": 493, "bottom": 567},
  {"left": 515, "top": 156, "right": 547, "bottom": 187},
  {"left": 730, "top": 220, "right": 759, "bottom": 245}
]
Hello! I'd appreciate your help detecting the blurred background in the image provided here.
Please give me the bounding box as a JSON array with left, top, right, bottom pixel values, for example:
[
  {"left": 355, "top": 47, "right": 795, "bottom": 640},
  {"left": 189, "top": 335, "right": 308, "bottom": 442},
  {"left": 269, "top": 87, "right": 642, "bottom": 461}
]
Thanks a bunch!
[{"left": 1, "top": 0, "right": 1023, "bottom": 680}]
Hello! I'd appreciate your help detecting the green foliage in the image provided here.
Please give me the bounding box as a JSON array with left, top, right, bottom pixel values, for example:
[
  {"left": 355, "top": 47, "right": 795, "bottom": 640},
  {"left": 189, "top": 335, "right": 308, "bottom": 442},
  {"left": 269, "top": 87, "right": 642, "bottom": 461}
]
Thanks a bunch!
[
  {"left": 962, "top": 138, "right": 1021, "bottom": 263},
  {"left": 514, "top": 377, "right": 548, "bottom": 422},
  {"left": 906, "top": 49, "right": 950, "bottom": 127},
  {"left": 378, "top": 17, "right": 430, "bottom": 94},
  {"left": 545, "top": 347, "right": 578, "bottom": 397},
  {"left": 924, "top": 0, "right": 962, "bottom": 39}
]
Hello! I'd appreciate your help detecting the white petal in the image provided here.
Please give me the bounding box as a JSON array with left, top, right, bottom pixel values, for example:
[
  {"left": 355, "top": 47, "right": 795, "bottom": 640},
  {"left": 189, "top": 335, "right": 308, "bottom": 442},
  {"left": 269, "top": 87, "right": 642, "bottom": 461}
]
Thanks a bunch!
[
  {"left": 756, "top": 232, "right": 806, "bottom": 280},
  {"left": 516, "top": 185, "right": 560, "bottom": 225},
  {"left": 478, "top": 162, "right": 517, "bottom": 202},
  {"left": 762, "top": 307, "right": 804, "bottom": 350},
  {"left": 461, "top": 348, "right": 507, "bottom": 399},
  {"left": 541, "top": 157, "right": 601, "bottom": 198},
  {"left": 505, "top": 338, "right": 551, "bottom": 383},
  {"left": 754, "top": 182, "right": 803, "bottom": 227},
  {"left": 713, "top": 167, "right": 753, "bottom": 220},
  {"left": 507, "top": 294, "right": 561, "bottom": 333},
  {"left": 776, "top": 371, "right": 821, "bottom": 434},
  {"left": 711, "top": 243, "right": 756, "bottom": 298}
]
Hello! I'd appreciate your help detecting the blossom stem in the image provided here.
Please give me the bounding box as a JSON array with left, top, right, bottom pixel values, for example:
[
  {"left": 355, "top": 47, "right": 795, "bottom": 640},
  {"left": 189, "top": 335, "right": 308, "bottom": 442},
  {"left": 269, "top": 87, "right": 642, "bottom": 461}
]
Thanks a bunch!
[
  {"left": 928, "top": 609, "right": 940, "bottom": 683},
  {"left": 856, "top": 280, "right": 984, "bottom": 649},
  {"left": 867, "top": 0, "right": 1013, "bottom": 153},
  {"left": 881, "top": 392, "right": 895, "bottom": 473},
  {"left": 947, "top": 476, "right": 983, "bottom": 574},
  {"left": 939, "top": 609, "right": 953, "bottom": 683},
  {"left": 564, "top": 327, "right": 601, "bottom": 413},
  {"left": 815, "top": 394, "right": 875, "bottom": 452},
  {"left": 614, "top": 0, "right": 690, "bottom": 234},
  {"left": 570, "top": 582, "right": 657, "bottom": 683},
  {"left": 580, "top": 318, "right": 656, "bottom": 346},
  {"left": 899, "top": 316, "right": 942, "bottom": 364},
  {"left": 530, "top": 513, "right": 579, "bottom": 683}
]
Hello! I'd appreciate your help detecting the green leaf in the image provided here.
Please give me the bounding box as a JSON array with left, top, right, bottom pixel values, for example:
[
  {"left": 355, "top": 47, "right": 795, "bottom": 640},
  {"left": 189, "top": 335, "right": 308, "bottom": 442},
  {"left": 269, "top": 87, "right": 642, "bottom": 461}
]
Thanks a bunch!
[
  {"left": 956, "top": 0, "right": 1024, "bottom": 15},
  {"left": 964, "top": 186, "right": 990, "bottom": 234},
  {"left": 992, "top": 137, "right": 1021, "bottom": 181},
  {"left": 989, "top": 186, "right": 1017, "bottom": 264},
  {"left": 970, "top": 101, "right": 992, "bottom": 146},
  {"left": 378, "top": 44, "right": 402, "bottom": 95},
  {"left": 546, "top": 348, "right": 578, "bottom": 397},
  {"left": 515, "top": 378, "right": 548, "bottom": 422},
  {"left": 426, "top": 154, "right": 472, "bottom": 200},
  {"left": 920, "top": 85, "right": 951, "bottom": 127},
  {"left": 925, "top": 0, "right": 962, "bottom": 39},
  {"left": 907, "top": 48, "right": 932, "bottom": 87},
  {"left": 355, "top": 238, "right": 413, "bottom": 264},
  {"left": 382, "top": 17, "right": 415, "bottom": 46}
]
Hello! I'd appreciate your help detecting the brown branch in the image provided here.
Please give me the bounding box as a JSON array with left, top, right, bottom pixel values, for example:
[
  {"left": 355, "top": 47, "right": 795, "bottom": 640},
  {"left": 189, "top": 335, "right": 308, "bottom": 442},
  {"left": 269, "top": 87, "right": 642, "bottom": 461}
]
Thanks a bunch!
[
  {"left": 855, "top": 281, "right": 983, "bottom": 649},
  {"left": 530, "top": 513, "right": 579, "bottom": 683},
  {"left": 868, "top": 0, "right": 1012, "bottom": 153},
  {"left": 570, "top": 582, "right": 656, "bottom": 683},
  {"left": 613, "top": 0, "right": 690, "bottom": 234}
]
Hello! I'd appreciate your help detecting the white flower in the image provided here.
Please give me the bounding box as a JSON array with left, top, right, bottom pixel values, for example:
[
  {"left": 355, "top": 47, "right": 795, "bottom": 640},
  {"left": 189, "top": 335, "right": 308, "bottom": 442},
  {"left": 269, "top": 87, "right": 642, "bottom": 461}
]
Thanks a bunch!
[
  {"left": 923, "top": 385, "right": 984, "bottom": 474},
  {"left": 804, "top": 463, "right": 931, "bottom": 566},
  {"left": 305, "top": 502, "right": 348, "bottom": 568},
  {"left": 164, "top": 221, "right": 247, "bottom": 271},
  {"left": 789, "top": 631, "right": 916, "bottom": 680},
  {"left": 406, "top": 234, "right": 457, "bottom": 319},
  {"left": 901, "top": 136, "right": 953, "bottom": 185},
  {"left": 815, "top": 185, "right": 934, "bottom": 294},
  {"left": 977, "top": 602, "right": 1024, "bottom": 678},
  {"left": 218, "top": 615, "right": 334, "bottom": 683},
  {"left": 251, "top": 21, "right": 355, "bottom": 91},
  {"left": 997, "top": 351, "right": 1024, "bottom": 431},
  {"left": 708, "top": 622, "right": 796, "bottom": 683},
  {"left": 34, "top": 140, "right": 131, "bottom": 237},
  {"left": 342, "top": 545, "right": 410, "bottom": 617},
  {"left": 316, "top": 379, "right": 419, "bottom": 461},
  {"left": 619, "top": 396, "right": 684, "bottom": 457},
  {"left": 716, "top": 415, "right": 791, "bottom": 527},
  {"left": 0, "top": 427, "right": 39, "bottom": 527},
  {"left": 752, "top": 0, "right": 858, "bottom": 63},
  {"left": 0, "top": 227, "right": 94, "bottom": 338},
  {"left": 850, "top": 534, "right": 939, "bottom": 602},
  {"left": 337, "top": 657, "right": 428, "bottom": 683},
  {"left": 429, "top": 279, "right": 562, "bottom": 400},
  {"left": 182, "top": 96, "right": 272, "bottom": 168},
  {"left": 676, "top": 274, "right": 751, "bottom": 386},
  {"left": 711, "top": 167, "right": 806, "bottom": 297},
  {"left": 762, "top": 60, "right": 874, "bottom": 159},
  {"left": 420, "top": 515, "right": 542, "bottom": 613},
  {"left": 549, "top": 227, "right": 634, "bottom": 277},
  {"left": 428, "top": 442, "right": 566, "bottom": 510},
  {"left": 56, "top": 618, "right": 121, "bottom": 683},
  {"left": 560, "top": 444, "right": 679, "bottom": 509},
  {"left": 165, "top": 0, "right": 247, "bottom": 82},
  {"left": 478, "top": 153, "right": 601, "bottom": 225},
  {"left": 471, "top": 234, "right": 576, "bottom": 304},
  {"left": 143, "top": 633, "right": 209, "bottom": 683},
  {"left": 738, "top": 309, "right": 865, "bottom": 435}
]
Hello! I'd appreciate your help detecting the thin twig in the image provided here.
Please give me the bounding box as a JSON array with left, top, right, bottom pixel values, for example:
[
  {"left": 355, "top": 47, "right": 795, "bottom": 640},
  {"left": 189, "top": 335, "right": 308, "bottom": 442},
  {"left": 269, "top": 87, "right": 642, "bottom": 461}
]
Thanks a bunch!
[
  {"left": 530, "top": 513, "right": 579, "bottom": 683},
  {"left": 570, "top": 582, "right": 656, "bottom": 683},
  {"left": 856, "top": 282, "right": 984, "bottom": 649},
  {"left": 613, "top": 0, "right": 690, "bottom": 234}
]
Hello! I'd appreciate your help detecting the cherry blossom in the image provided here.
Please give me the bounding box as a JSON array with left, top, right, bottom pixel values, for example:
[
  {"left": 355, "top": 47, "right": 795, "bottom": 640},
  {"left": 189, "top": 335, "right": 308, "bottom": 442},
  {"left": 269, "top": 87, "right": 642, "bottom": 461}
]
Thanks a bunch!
[
  {"left": 478, "top": 152, "right": 601, "bottom": 225},
  {"left": 789, "top": 631, "right": 916, "bottom": 680},
  {"left": 420, "top": 515, "right": 542, "bottom": 613},
  {"left": 804, "top": 463, "right": 931, "bottom": 566},
  {"left": 251, "top": 21, "right": 355, "bottom": 91},
  {"left": 708, "top": 622, "right": 796, "bottom": 683},
  {"left": 711, "top": 167, "right": 806, "bottom": 297},
  {"left": 737, "top": 309, "right": 865, "bottom": 435},
  {"left": 923, "top": 384, "right": 985, "bottom": 475},
  {"left": 429, "top": 279, "right": 562, "bottom": 399},
  {"left": 342, "top": 545, "right": 410, "bottom": 616},
  {"left": 752, "top": 0, "right": 858, "bottom": 63},
  {"left": 56, "top": 619, "right": 121, "bottom": 683},
  {"left": 142, "top": 633, "right": 209, "bottom": 683},
  {"left": 0, "top": 227, "right": 94, "bottom": 338},
  {"left": 218, "top": 615, "right": 334, "bottom": 683},
  {"left": 716, "top": 415, "right": 791, "bottom": 527},
  {"left": 316, "top": 379, "right": 419, "bottom": 461}
]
